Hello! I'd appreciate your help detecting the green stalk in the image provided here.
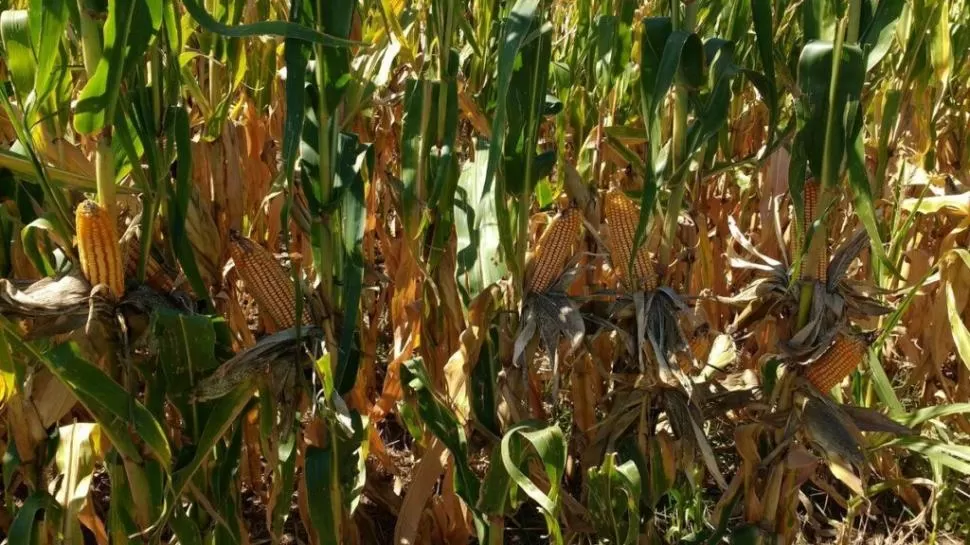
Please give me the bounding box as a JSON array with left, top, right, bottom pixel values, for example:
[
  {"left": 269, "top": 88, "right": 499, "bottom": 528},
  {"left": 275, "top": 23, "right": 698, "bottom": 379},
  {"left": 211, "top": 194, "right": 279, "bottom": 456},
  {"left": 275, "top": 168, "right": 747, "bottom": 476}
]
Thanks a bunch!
[
  {"left": 208, "top": 51, "right": 221, "bottom": 115},
  {"left": 846, "top": 0, "right": 862, "bottom": 43},
  {"left": 95, "top": 134, "right": 116, "bottom": 215},
  {"left": 660, "top": 0, "right": 697, "bottom": 266},
  {"left": 416, "top": 78, "right": 434, "bottom": 232},
  {"left": 436, "top": 0, "right": 454, "bottom": 139},
  {"left": 488, "top": 518, "right": 505, "bottom": 545},
  {"left": 76, "top": 0, "right": 116, "bottom": 219},
  {"left": 313, "top": 4, "right": 335, "bottom": 303}
]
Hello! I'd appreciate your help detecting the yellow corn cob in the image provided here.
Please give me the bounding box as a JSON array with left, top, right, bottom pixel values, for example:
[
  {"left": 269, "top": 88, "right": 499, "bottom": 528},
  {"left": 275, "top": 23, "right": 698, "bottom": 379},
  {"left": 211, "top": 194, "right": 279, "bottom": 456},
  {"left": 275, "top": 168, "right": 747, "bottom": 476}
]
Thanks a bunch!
[
  {"left": 800, "top": 180, "right": 827, "bottom": 282},
  {"left": 76, "top": 200, "right": 124, "bottom": 298},
  {"left": 804, "top": 333, "right": 866, "bottom": 392},
  {"left": 525, "top": 208, "right": 583, "bottom": 293},
  {"left": 229, "top": 232, "right": 312, "bottom": 330},
  {"left": 604, "top": 189, "right": 657, "bottom": 291}
]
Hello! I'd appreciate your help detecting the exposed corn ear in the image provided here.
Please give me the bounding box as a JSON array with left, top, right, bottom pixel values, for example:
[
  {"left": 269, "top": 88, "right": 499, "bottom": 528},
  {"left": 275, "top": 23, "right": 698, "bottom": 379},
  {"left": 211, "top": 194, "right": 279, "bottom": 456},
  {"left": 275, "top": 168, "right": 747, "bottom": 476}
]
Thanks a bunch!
[
  {"left": 804, "top": 180, "right": 818, "bottom": 238},
  {"left": 229, "top": 231, "right": 312, "bottom": 330},
  {"left": 75, "top": 199, "right": 124, "bottom": 297},
  {"left": 604, "top": 189, "right": 657, "bottom": 291},
  {"left": 524, "top": 208, "right": 583, "bottom": 293},
  {"left": 800, "top": 180, "right": 827, "bottom": 282},
  {"left": 804, "top": 332, "right": 867, "bottom": 392}
]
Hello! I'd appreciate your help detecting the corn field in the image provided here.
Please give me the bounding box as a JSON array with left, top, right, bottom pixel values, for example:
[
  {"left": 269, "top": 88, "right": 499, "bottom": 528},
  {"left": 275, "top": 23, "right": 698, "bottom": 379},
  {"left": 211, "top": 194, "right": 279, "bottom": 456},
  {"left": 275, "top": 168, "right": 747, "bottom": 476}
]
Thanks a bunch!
[{"left": 0, "top": 0, "right": 968, "bottom": 543}]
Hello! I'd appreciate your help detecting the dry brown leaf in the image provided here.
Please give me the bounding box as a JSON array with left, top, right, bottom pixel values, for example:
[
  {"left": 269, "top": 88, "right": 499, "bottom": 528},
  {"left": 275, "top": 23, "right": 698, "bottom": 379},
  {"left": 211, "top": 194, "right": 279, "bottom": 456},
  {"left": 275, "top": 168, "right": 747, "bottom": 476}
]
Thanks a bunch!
[
  {"left": 457, "top": 87, "right": 491, "bottom": 138},
  {"left": 222, "top": 124, "right": 245, "bottom": 233},
  {"left": 571, "top": 351, "right": 600, "bottom": 435},
  {"left": 373, "top": 238, "right": 423, "bottom": 421},
  {"left": 7, "top": 393, "right": 45, "bottom": 463},
  {"left": 827, "top": 457, "right": 865, "bottom": 497},
  {"left": 77, "top": 498, "right": 108, "bottom": 545},
  {"left": 443, "top": 283, "right": 501, "bottom": 425},
  {"left": 761, "top": 463, "right": 785, "bottom": 529},
  {"left": 394, "top": 439, "right": 448, "bottom": 545},
  {"left": 30, "top": 371, "right": 77, "bottom": 427}
]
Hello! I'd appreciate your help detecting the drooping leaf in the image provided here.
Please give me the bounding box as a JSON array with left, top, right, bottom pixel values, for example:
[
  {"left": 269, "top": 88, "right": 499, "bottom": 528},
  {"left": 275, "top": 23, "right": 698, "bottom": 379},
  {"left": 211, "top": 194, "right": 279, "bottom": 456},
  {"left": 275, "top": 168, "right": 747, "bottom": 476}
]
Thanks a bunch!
[
  {"left": 751, "top": 0, "right": 777, "bottom": 135},
  {"left": 500, "top": 421, "right": 567, "bottom": 545},
  {"left": 181, "top": 0, "right": 362, "bottom": 47},
  {"left": 7, "top": 491, "right": 63, "bottom": 544},
  {"left": 0, "top": 329, "right": 172, "bottom": 467},
  {"left": 860, "top": 0, "right": 906, "bottom": 71}
]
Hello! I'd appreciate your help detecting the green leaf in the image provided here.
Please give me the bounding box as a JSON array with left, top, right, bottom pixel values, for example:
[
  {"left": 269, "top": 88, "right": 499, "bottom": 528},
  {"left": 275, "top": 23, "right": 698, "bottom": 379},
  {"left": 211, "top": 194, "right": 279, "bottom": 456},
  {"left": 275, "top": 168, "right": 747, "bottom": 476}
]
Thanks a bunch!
[
  {"left": 152, "top": 310, "right": 219, "bottom": 394},
  {"left": 0, "top": 11, "right": 36, "bottom": 101},
  {"left": 502, "top": 22, "right": 552, "bottom": 198},
  {"left": 0, "top": 329, "right": 172, "bottom": 467},
  {"left": 483, "top": 0, "right": 541, "bottom": 271},
  {"left": 588, "top": 453, "right": 641, "bottom": 545},
  {"left": 400, "top": 78, "right": 433, "bottom": 234},
  {"left": 796, "top": 40, "right": 865, "bottom": 188},
  {"left": 20, "top": 215, "right": 63, "bottom": 276},
  {"left": 651, "top": 31, "right": 704, "bottom": 119},
  {"left": 635, "top": 21, "right": 703, "bottom": 266},
  {"left": 455, "top": 144, "right": 508, "bottom": 304},
  {"left": 880, "top": 436, "right": 970, "bottom": 475},
  {"left": 170, "top": 505, "right": 204, "bottom": 545},
  {"left": 801, "top": 0, "right": 839, "bottom": 41},
  {"left": 305, "top": 445, "right": 342, "bottom": 541},
  {"left": 269, "top": 420, "right": 299, "bottom": 539},
  {"left": 898, "top": 403, "right": 970, "bottom": 428},
  {"left": 860, "top": 0, "right": 905, "bottom": 71},
  {"left": 28, "top": 0, "right": 69, "bottom": 103},
  {"left": 869, "top": 263, "right": 935, "bottom": 414},
  {"left": 281, "top": 0, "right": 309, "bottom": 191},
  {"left": 846, "top": 131, "right": 897, "bottom": 277},
  {"left": 401, "top": 358, "right": 483, "bottom": 512},
  {"left": 74, "top": 0, "right": 156, "bottom": 134},
  {"left": 500, "top": 421, "right": 566, "bottom": 545},
  {"left": 172, "top": 384, "right": 255, "bottom": 495},
  {"left": 181, "top": 0, "right": 362, "bottom": 47},
  {"left": 0, "top": 87, "right": 74, "bottom": 240},
  {"left": 7, "top": 492, "right": 62, "bottom": 544},
  {"left": 478, "top": 442, "right": 513, "bottom": 516},
  {"left": 335, "top": 134, "right": 372, "bottom": 394}
]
